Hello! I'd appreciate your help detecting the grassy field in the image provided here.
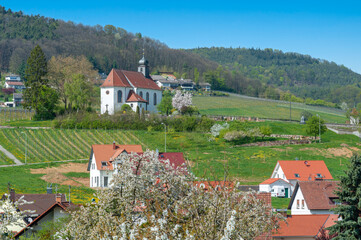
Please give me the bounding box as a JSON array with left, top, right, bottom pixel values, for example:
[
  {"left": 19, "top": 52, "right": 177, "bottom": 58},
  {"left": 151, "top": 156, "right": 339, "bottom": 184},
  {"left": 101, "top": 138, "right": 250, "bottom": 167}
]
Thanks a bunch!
[
  {"left": 0, "top": 121, "right": 358, "bottom": 184},
  {"left": 193, "top": 95, "right": 346, "bottom": 123},
  {"left": 0, "top": 161, "right": 94, "bottom": 204}
]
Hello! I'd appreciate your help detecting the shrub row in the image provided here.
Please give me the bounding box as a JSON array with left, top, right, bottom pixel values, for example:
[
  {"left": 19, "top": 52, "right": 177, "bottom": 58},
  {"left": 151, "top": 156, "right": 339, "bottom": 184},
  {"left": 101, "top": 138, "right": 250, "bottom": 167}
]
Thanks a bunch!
[{"left": 53, "top": 112, "right": 215, "bottom": 133}]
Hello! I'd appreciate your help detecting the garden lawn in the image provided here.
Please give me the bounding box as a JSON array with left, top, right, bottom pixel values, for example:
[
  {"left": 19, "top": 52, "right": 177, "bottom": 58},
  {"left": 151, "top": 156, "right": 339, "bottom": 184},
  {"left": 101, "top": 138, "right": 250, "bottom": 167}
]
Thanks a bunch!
[
  {"left": 193, "top": 95, "right": 346, "bottom": 123},
  {"left": 0, "top": 162, "right": 94, "bottom": 204}
]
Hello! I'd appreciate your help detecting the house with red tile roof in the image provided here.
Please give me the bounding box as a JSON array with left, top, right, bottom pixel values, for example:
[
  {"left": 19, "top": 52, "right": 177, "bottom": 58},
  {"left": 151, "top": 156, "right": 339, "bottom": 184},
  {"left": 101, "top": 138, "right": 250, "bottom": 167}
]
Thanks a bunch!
[
  {"left": 260, "top": 160, "right": 333, "bottom": 198},
  {"left": 259, "top": 178, "right": 293, "bottom": 198},
  {"left": 288, "top": 181, "right": 340, "bottom": 215},
  {"left": 100, "top": 55, "right": 162, "bottom": 114},
  {"left": 87, "top": 143, "right": 187, "bottom": 188},
  {"left": 272, "top": 214, "right": 338, "bottom": 239}
]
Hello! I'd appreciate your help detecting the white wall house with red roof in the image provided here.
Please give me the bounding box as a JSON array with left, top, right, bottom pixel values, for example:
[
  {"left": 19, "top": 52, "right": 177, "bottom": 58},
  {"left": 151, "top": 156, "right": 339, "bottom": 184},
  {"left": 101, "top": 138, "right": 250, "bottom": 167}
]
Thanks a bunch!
[
  {"left": 259, "top": 160, "right": 333, "bottom": 198},
  {"left": 288, "top": 181, "right": 340, "bottom": 215},
  {"left": 100, "top": 56, "right": 163, "bottom": 114},
  {"left": 259, "top": 178, "right": 293, "bottom": 198},
  {"left": 87, "top": 143, "right": 187, "bottom": 188}
]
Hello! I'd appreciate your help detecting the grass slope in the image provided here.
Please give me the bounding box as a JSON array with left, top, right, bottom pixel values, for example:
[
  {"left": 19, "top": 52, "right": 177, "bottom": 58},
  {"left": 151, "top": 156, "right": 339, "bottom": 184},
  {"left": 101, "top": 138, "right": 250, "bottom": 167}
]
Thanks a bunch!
[{"left": 193, "top": 95, "right": 345, "bottom": 123}]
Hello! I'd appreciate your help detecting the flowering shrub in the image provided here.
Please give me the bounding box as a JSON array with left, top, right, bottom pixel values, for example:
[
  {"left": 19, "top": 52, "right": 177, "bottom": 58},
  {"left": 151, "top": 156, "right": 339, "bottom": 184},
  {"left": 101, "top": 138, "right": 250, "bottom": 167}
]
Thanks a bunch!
[
  {"left": 62, "top": 150, "right": 282, "bottom": 239},
  {"left": 210, "top": 123, "right": 229, "bottom": 138}
]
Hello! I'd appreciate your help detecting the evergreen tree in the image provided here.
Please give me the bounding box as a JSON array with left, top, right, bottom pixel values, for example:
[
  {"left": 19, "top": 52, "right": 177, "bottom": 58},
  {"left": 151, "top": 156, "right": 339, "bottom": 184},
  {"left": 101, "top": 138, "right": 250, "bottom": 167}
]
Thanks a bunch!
[
  {"left": 23, "top": 45, "right": 58, "bottom": 120},
  {"left": 328, "top": 154, "right": 361, "bottom": 239}
]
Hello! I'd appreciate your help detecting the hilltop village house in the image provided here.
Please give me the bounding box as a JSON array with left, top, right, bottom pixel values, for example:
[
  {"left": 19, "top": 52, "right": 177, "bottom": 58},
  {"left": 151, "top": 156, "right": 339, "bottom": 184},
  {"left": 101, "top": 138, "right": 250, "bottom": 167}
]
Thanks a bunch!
[
  {"left": 100, "top": 56, "right": 163, "bottom": 114},
  {"left": 87, "top": 143, "right": 186, "bottom": 188},
  {"left": 259, "top": 160, "right": 333, "bottom": 198}
]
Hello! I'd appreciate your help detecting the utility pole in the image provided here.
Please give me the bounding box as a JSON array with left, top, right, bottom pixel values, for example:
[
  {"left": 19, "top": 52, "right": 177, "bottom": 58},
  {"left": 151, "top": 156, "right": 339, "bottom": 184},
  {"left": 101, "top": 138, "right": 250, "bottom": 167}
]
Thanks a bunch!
[
  {"left": 317, "top": 114, "right": 321, "bottom": 143},
  {"left": 289, "top": 100, "right": 292, "bottom": 121},
  {"left": 161, "top": 123, "right": 166, "bottom": 152}
]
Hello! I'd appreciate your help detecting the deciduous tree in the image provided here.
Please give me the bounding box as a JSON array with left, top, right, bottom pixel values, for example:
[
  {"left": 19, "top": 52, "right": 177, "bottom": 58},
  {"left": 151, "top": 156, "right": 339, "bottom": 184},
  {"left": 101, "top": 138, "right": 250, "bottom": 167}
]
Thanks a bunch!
[
  {"left": 61, "top": 150, "right": 282, "bottom": 239},
  {"left": 305, "top": 115, "right": 327, "bottom": 139},
  {"left": 172, "top": 90, "right": 192, "bottom": 114}
]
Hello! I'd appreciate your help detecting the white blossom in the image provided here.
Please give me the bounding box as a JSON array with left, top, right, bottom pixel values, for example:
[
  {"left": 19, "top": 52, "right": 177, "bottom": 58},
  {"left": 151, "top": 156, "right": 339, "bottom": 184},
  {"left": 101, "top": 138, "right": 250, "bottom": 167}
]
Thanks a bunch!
[{"left": 172, "top": 90, "right": 192, "bottom": 111}]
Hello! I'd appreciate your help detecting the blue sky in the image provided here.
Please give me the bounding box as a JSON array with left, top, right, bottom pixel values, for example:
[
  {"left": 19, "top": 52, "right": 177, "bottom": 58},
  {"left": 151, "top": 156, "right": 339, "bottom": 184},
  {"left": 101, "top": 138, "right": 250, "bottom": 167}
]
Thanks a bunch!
[{"left": 2, "top": 0, "right": 361, "bottom": 73}]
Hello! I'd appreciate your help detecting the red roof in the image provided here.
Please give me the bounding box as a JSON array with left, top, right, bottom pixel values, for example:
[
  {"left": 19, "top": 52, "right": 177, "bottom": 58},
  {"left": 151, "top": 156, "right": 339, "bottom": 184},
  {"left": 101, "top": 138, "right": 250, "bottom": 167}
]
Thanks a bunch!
[
  {"left": 101, "top": 69, "right": 132, "bottom": 88},
  {"left": 126, "top": 90, "right": 148, "bottom": 102},
  {"left": 289, "top": 181, "right": 340, "bottom": 210},
  {"left": 273, "top": 214, "right": 337, "bottom": 237},
  {"left": 6, "top": 81, "right": 24, "bottom": 86},
  {"left": 278, "top": 160, "right": 333, "bottom": 181},
  {"left": 101, "top": 69, "right": 161, "bottom": 90},
  {"left": 91, "top": 144, "right": 143, "bottom": 170},
  {"left": 260, "top": 178, "right": 290, "bottom": 185}
]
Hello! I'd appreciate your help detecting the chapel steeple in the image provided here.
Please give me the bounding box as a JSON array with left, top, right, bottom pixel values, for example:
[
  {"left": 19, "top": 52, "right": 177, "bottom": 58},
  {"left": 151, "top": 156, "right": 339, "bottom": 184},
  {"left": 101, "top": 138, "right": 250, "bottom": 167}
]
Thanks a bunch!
[{"left": 138, "top": 49, "right": 150, "bottom": 78}]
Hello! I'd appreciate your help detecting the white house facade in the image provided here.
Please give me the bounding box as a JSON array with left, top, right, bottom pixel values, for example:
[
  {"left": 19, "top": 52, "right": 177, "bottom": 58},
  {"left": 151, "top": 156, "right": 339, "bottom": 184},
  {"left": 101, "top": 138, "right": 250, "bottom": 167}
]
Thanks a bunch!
[
  {"left": 288, "top": 181, "right": 340, "bottom": 215},
  {"left": 100, "top": 57, "right": 162, "bottom": 115},
  {"left": 88, "top": 143, "right": 187, "bottom": 188},
  {"left": 259, "top": 160, "right": 334, "bottom": 198},
  {"left": 259, "top": 178, "right": 293, "bottom": 198}
]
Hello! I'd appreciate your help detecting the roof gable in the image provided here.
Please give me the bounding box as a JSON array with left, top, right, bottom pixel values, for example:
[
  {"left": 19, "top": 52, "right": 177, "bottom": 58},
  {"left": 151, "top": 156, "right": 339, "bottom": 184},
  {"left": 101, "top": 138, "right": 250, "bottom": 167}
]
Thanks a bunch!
[
  {"left": 278, "top": 160, "right": 333, "bottom": 181},
  {"left": 100, "top": 69, "right": 132, "bottom": 88},
  {"left": 289, "top": 181, "right": 340, "bottom": 210},
  {"left": 91, "top": 144, "right": 143, "bottom": 171},
  {"left": 126, "top": 90, "right": 147, "bottom": 102}
]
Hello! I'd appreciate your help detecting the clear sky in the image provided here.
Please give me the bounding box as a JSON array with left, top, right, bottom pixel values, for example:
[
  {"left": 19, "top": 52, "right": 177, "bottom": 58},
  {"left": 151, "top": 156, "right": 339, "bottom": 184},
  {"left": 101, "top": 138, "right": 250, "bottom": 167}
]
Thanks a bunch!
[{"left": 2, "top": 0, "right": 361, "bottom": 73}]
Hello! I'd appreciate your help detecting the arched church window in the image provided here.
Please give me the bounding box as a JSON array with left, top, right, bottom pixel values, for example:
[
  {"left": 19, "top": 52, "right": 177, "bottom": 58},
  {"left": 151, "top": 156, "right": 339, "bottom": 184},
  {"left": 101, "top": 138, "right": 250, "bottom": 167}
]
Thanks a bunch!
[
  {"left": 146, "top": 92, "right": 149, "bottom": 103},
  {"left": 140, "top": 91, "right": 143, "bottom": 98},
  {"left": 117, "top": 90, "right": 122, "bottom": 103},
  {"left": 153, "top": 93, "right": 157, "bottom": 105}
]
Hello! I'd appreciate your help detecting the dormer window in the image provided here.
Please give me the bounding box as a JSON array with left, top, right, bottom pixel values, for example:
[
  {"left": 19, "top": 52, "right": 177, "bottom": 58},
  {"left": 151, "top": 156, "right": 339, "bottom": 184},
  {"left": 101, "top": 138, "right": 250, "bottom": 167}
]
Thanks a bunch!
[
  {"left": 101, "top": 161, "right": 108, "bottom": 167},
  {"left": 316, "top": 173, "right": 323, "bottom": 178},
  {"left": 294, "top": 173, "right": 300, "bottom": 178}
]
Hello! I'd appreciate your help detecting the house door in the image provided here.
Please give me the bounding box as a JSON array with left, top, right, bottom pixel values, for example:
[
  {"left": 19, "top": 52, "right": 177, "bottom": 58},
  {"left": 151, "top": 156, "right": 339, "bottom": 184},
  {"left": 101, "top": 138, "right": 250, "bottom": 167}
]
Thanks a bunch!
[
  {"left": 285, "top": 188, "right": 289, "bottom": 198},
  {"left": 104, "top": 177, "right": 108, "bottom": 187}
]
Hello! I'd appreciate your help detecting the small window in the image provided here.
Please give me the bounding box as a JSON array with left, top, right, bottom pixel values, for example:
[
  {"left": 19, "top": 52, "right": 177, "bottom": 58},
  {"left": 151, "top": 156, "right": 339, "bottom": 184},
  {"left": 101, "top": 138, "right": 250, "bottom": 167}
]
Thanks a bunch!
[
  {"left": 140, "top": 91, "right": 143, "bottom": 98},
  {"left": 271, "top": 189, "right": 274, "bottom": 192},
  {"left": 302, "top": 200, "right": 305, "bottom": 209},
  {"left": 153, "top": 93, "right": 157, "bottom": 105},
  {"left": 294, "top": 173, "right": 300, "bottom": 178},
  {"left": 316, "top": 173, "right": 323, "bottom": 178},
  {"left": 101, "top": 161, "right": 108, "bottom": 167},
  {"left": 130, "top": 103, "right": 133, "bottom": 107},
  {"left": 297, "top": 200, "right": 300, "bottom": 209},
  {"left": 117, "top": 90, "right": 122, "bottom": 103},
  {"left": 146, "top": 92, "right": 149, "bottom": 103}
]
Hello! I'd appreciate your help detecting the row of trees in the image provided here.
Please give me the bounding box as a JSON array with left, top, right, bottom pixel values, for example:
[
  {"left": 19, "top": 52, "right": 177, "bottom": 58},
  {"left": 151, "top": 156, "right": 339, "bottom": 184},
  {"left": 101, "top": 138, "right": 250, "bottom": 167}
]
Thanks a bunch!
[{"left": 23, "top": 45, "right": 98, "bottom": 119}]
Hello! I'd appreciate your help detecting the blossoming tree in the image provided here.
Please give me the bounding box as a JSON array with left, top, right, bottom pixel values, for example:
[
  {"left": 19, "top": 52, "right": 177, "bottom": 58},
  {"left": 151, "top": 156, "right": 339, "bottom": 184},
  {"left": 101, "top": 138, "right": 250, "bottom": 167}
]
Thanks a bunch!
[
  {"left": 63, "top": 150, "right": 282, "bottom": 239},
  {"left": 0, "top": 195, "right": 32, "bottom": 238},
  {"left": 172, "top": 90, "right": 192, "bottom": 113}
]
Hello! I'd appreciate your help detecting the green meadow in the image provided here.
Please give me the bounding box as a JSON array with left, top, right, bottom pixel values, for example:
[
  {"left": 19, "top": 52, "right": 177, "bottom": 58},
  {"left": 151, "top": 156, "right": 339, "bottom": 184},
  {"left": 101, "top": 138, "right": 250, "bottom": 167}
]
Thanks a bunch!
[{"left": 193, "top": 95, "right": 346, "bottom": 123}]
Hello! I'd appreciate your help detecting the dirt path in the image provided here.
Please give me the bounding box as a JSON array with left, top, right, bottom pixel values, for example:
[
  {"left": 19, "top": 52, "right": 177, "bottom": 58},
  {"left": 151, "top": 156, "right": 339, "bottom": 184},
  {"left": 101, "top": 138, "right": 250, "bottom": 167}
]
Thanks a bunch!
[{"left": 0, "top": 144, "right": 22, "bottom": 165}]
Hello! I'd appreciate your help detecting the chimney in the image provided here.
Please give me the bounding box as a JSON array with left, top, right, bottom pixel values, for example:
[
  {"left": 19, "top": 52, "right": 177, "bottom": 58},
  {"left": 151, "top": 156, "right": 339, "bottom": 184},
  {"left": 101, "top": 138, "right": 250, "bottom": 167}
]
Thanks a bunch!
[
  {"left": 56, "top": 194, "right": 62, "bottom": 203},
  {"left": 10, "top": 189, "right": 15, "bottom": 202},
  {"left": 113, "top": 141, "right": 116, "bottom": 150},
  {"left": 47, "top": 184, "right": 53, "bottom": 194}
]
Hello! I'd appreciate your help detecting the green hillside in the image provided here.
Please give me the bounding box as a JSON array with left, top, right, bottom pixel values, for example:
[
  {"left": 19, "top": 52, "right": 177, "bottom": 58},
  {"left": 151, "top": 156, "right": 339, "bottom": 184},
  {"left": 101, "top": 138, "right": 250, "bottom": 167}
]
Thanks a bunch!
[
  {"left": 188, "top": 47, "right": 361, "bottom": 106},
  {"left": 193, "top": 95, "right": 346, "bottom": 123}
]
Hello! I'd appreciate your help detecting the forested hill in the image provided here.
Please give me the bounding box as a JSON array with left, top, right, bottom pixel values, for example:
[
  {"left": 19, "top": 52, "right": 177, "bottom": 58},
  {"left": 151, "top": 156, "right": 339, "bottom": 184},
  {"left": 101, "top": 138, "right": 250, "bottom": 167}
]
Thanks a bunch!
[
  {"left": 0, "top": 5, "right": 217, "bottom": 79},
  {"left": 187, "top": 47, "right": 361, "bottom": 104}
]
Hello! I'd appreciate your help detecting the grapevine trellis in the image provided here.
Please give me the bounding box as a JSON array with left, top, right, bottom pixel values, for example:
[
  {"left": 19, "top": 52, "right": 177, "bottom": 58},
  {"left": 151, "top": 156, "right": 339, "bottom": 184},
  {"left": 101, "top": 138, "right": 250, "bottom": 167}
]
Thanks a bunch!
[
  {"left": 0, "top": 129, "right": 145, "bottom": 164},
  {"left": 0, "top": 108, "right": 34, "bottom": 123}
]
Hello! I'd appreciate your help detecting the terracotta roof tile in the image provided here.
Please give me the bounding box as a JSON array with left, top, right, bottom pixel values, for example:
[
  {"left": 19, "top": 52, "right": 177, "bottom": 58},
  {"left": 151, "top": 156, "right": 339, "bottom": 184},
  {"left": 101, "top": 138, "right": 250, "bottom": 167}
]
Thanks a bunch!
[
  {"left": 260, "top": 178, "right": 290, "bottom": 185},
  {"left": 256, "top": 192, "right": 272, "bottom": 206},
  {"left": 122, "top": 70, "right": 161, "bottom": 90},
  {"left": 6, "top": 81, "right": 24, "bottom": 86},
  {"left": 126, "top": 90, "right": 148, "bottom": 102},
  {"left": 272, "top": 215, "right": 333, "bottom": 237},
  {"left": 289, "top": 181, "right": 340, "bottom": 210},
  {"left": 92, "top": 144, "right": 143, "bottom": 170},
  {"left": 100, "top": 69, "right": 132, "bottom": 88},
  {"left": 278, "top": 160, "right": 333, "bottom": 181}
]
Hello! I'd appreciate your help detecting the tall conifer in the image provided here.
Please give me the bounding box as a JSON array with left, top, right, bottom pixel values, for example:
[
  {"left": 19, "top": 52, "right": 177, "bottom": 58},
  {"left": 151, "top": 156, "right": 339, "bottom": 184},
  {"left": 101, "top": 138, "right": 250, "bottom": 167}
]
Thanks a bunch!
[{"left": 329, "top": 154, "right": 361, "bottom": 239}]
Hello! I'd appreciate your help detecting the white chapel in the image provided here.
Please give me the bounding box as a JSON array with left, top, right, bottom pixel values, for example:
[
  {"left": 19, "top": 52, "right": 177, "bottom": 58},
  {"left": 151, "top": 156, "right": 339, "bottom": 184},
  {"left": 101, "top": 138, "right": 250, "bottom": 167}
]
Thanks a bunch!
[{"left": 100, "top": 56, "right": 162, "bottom": 114}]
